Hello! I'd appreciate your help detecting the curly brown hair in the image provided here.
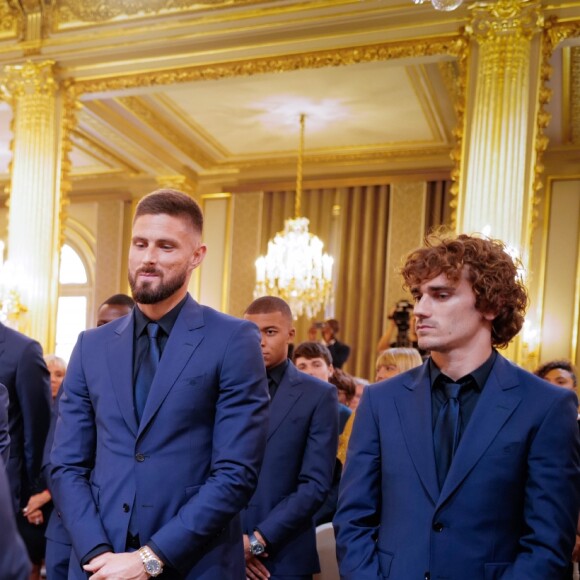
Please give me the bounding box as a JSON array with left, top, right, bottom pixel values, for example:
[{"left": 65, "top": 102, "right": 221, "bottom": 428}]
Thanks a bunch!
[{"left": 400, "top": 233, "right": 529, "bottom": 349}]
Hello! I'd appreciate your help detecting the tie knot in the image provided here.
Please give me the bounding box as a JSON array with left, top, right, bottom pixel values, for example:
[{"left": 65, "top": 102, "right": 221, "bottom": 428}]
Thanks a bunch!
[
  {"left": 147, "top": 322, "right": 160, "bottom": 339},
  {"left": 444, "top": 382, "right": 462, "bottom": 400}
]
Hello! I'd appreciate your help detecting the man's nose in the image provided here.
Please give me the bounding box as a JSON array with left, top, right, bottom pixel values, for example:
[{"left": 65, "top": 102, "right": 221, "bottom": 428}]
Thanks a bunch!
[{"left": 413, "top": 297, "right": 428, "bottom": 318}]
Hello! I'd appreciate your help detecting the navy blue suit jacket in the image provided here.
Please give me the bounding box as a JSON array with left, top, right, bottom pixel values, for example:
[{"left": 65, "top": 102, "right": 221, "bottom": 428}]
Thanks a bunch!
[
  {"left": 0, "top": 322, "right": 51, "bottom": 511},
  {"left": 0, "top": 383, "right": 9, "bottom": 465},
  {"left": 0, "top": 455, "right": 30, "bottom": 579},
  {"left": 334, "top": 355, "right": 580, "bottom": 580},
  {"left": 50, "top": 296, "right": 269, "bottom": 579},
  {"left": 241, "top": 362, "right": 338, "bottom": 576}
]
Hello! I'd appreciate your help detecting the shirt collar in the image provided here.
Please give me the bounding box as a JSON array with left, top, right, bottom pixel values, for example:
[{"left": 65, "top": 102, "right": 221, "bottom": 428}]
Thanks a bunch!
[
  {"left": 267, "top": 359, "right": 289, "bottom": 386},
  {"left": 133, "top": 294, "right": 188, "bottom": 338},
  {"left": 430, "top": 349, "right": 497, "bottom": 392}
]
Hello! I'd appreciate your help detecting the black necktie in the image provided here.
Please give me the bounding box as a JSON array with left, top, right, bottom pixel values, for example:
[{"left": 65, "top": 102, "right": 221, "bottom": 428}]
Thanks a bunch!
[
  {"left": 134, "top": 322, "right": 160, "bottom": 422},
  {"left": 267, "top": 376, "right": 278, "bottom": 401},
  {"left": 433, "top": 381, "right": 462, "bottom": 489}
]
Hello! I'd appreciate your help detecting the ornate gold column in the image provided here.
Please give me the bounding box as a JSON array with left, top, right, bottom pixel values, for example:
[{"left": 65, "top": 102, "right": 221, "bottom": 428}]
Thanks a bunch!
[
  {"left": 1, "top": 61, "right": 65, "bottom": 350},
  {"left": 458, "top": 0, "right": 543, "bottom": 254}
]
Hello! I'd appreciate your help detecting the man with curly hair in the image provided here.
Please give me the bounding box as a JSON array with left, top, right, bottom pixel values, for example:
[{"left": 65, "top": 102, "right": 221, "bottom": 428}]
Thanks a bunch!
[{"left": 335, "top": 233, "right": 580, "bottom": 580}]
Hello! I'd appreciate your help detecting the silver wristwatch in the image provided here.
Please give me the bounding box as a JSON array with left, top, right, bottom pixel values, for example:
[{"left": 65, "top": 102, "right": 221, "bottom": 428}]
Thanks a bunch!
[
  {"left": 249, "top": 532, "right": 266, "bottom": 556},
  {"left": 138, "top": 546, "right": 163, "bottom": 577}
]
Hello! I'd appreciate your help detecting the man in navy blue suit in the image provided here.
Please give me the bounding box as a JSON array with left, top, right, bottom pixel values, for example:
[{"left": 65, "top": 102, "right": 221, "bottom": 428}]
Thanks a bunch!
[
  {"left": 243, "top": 296, "right": 338, "bottom": 580},
  {"left": 50, "top": 189, "right": 269, "bottom": 579},
  {"left": 0, "top": 322, "right": 51, "bottom": 513},
  {"left": 335, "top": 233, "right": 580, "bottom": 580}
]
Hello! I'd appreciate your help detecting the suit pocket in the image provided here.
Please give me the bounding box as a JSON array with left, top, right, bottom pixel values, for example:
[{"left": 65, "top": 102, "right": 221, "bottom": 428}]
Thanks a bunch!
[
  {"left": 484, "top": 562, "right": 511, "bottom": 579},
  {"left": 377, "top": 548, "right": 394, "bottom": 578}
]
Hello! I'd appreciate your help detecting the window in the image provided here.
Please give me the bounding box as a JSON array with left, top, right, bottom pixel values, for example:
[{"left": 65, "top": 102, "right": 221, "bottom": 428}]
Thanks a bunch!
[{"left": 55, "top": 244, "right": 90, "bottom": 361}]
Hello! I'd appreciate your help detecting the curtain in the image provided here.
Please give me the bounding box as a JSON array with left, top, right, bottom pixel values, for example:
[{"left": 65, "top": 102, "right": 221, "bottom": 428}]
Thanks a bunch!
[{"left": 425, "top": 180, "right": 453, "bottom": 233}]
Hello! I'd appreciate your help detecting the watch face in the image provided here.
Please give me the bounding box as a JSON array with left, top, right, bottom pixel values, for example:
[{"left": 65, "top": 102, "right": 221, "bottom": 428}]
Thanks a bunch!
[
  {"left": 145, "top": 559, "right": 162, "bottom": 575},
  {"left": 251, "top": 543, "right": 265, "bottom": 556}
]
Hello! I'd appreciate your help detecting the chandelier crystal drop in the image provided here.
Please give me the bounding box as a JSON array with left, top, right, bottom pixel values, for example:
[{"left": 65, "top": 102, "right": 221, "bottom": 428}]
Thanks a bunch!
[
  {"left": 412, "top": 0, "right": 464, "bottom": 11},
  {"left": 254, "top": 114, "right": 334, "bottom": 319}
]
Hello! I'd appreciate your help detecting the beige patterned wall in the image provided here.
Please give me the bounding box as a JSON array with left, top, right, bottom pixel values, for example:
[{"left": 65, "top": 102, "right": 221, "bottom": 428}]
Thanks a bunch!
[
  {"left": 384, "top": 181, "right": 427, "bottom": 316},
  {"left": 94, "top": 200, "right": 126, "bottom": 318},
  {"left": 228, "top": 192, "right": 263, "bottom": 317}
]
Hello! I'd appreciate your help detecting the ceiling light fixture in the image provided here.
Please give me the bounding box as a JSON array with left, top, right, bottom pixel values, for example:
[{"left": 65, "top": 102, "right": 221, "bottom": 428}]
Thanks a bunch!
[
  {"left": 254, "top": 114, "right": 334, "bottom": 319},
  {"left": 412, "top": 0, "right": 464, "bottom": 11}
]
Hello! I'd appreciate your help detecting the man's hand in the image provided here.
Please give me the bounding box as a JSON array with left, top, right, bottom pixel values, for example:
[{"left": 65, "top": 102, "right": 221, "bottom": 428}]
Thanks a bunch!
[
  {"left": 572, "top": 534, "right": 580, "bottom": 562},
  {"left": 83, "top": 551, "right": 147, "bottom": 579},
  {"left": 243, "top": 534, "right": 270, "bottom": 580}
]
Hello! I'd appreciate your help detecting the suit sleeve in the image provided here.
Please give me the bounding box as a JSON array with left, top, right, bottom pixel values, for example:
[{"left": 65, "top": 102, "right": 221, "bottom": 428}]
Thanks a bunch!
[
  {"left": 0, "top": 384, "right": 9, "bottom": 465},
  {"left": 256, "top": 384, "right": 339, "bottom": 549},
  {"left": 333, "top": 386, "right": 382, "bottom": 580},
  {"left": 148, "top": 320, "right": 269, "bottom": 572},
  {"left": 17, "top": 340, "right": 51, "bottom": 494},
  {"left": 0, "top": 456, "right": 30, "bottom": 580},
  {"left": 50, "top": 332, "right": 111, "bottom": 559},
  {"left": 502, "top": 389, "right": 580, "bottom": 579}
]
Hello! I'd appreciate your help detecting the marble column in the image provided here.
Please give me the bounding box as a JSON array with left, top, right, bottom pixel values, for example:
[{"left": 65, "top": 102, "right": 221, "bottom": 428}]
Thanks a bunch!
[
  {"left": 459, "top": 0, "right": 543, "bottom": 256},
  {"left": 1, "top": 61, "right": 69, "bottom": 349}
]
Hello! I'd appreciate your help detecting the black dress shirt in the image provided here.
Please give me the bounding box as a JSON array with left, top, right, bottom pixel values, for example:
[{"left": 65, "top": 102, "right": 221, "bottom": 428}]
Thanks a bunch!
[
  {"left": 267, "top": 360, "right": 289, "bottom": 401},
  {"left": 430, "top": 350, "right": 497, "bottom": 442}
]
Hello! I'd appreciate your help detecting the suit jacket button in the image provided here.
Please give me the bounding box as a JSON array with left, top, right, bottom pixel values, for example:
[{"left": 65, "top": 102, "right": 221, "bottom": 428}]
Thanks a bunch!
[
  {"left": 424, "top": 574, "right": 431, "bottom": 580},
  {"left": 135, "top": 453, "right": 145, "bottom": 462},
  {"left": 433, "top": 522, "right": 444, "bottom": 532},
  {"left": 122, "top": 503, "right": 130, "bottom": 512}
]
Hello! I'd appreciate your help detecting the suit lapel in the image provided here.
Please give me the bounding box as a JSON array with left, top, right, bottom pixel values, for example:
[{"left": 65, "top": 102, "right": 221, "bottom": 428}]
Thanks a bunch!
[
  {"left": 437, "top": 355, "right": 522, "bottom": 507},
  {"left": 267, "top": 363, "right": 302, "bottom": 441},
  {"left": 107, "top": 314, "right": 138, "bottom": 436},
  {"left": 137, "top": 297, "right": 205, "bottom": 438},
  {"left": 394, "top": 363, "right": 440, "bottom": 505}
]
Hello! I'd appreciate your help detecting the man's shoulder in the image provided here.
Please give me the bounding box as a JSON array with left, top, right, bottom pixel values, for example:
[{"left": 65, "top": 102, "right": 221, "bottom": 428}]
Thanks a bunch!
[{"left": 0, "top": 323, "right": 40, "bottom": 356}]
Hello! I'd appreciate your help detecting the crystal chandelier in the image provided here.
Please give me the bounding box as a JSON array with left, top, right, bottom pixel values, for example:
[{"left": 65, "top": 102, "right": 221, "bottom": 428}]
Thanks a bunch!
[
  {"left": 412, "top": 0, "right": 464, "bottom": 11},
  {"left": 254, "top": 114, "right": 334, "bottom": 319}
]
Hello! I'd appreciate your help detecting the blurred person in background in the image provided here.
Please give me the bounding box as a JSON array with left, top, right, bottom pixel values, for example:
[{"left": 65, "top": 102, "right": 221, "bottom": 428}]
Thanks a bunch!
[{"left": 375, "top": 347, "right": 423, "bottom": 382}]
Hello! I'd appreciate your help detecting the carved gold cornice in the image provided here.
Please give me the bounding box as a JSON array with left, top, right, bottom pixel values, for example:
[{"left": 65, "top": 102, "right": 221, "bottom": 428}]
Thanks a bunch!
[
  {"left": 218, "top": 145, "right": 453, "bottom": 171},
  {"left": 71, "top": 35, "right": 464, "bottom": 97},
  {"left": 57, "top": 0, "right": 265, "bottom": 24},
  {"left": 117, "top": 96, "right": 215, "bottom": 169},
  {"left": 156, "top": 174, "right": 198, "bottom": 199},
  {"left": 0, "top": 2, "right": 19, "bottom": 38}
]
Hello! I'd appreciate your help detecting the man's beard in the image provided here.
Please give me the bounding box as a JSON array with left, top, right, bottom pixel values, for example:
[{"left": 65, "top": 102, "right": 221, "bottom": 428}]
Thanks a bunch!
[{"left": 128, "top": 267, "right": 187, "bottom": 304}]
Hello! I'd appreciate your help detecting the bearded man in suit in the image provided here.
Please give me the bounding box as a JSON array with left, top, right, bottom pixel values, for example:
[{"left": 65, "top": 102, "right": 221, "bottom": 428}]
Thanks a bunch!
[{"left": 51, "top": 188, "right": 269, "bottom": 579}]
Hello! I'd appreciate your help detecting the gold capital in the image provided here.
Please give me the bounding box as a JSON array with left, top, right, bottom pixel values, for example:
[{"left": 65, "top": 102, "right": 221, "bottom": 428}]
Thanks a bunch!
[{"left": 0, "top": 60, "right": 57, "bottom": 100}]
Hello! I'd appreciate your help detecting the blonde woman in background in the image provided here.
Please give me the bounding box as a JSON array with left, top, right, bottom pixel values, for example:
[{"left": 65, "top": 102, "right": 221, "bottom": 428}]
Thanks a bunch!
[{"left": 338, "top": 347, "right": 423, "bottom": 465}]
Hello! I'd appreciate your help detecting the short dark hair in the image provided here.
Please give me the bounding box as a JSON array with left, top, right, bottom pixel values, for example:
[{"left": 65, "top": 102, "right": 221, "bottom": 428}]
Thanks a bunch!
[
  {"left": 330, "top": 368, "right": 357, "bottom": 404},
  {"left": 134, "top": 188, "right": 203, "bottom": 234},
  {"left": 245, "top": 296, "right": 292, "bottom": 320},
  {"left": 534, "top": 360, "right": 577, "bottom": 387},
  {"left": 293, "top": 341, "right": 332, "bottom": 366},
  {"left": 100, "top": 294, "right": 135, "bottom": 309},
  {"left": 401, "top": 232, "right": 528, "bottom": 348}
]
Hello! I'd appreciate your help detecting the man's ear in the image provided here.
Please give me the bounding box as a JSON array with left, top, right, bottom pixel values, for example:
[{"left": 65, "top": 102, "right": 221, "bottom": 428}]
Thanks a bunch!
[
  {"left": 329, "top": 363, "right": 335, "bottom": 377},
  {"left": 190, "top": 244, "right": 207, "bottom": 270},
  {"left": 288, "top": 327, "right": 296, "bottom": 341}
]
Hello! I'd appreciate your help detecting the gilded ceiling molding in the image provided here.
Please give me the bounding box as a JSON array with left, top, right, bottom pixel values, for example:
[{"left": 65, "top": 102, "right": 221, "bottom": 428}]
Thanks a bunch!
[
  {"left": 71, "top": 128, "right": 141, "bottom": 173},
  {"left": 156, "top": 174, "right": 198, "bottom": 199},
  {"left": 57, "top": 0, "right": 261, "bottom": 24},
  {"left": 117, "top": 96, "right": 214, "bottom": 169},
  {"left": 219, "top": 145, "right": 454, "bottom": 171},
  {"left": 71, "top": 35, "right": 465, "bottom": 97},
  {"left": 0, "top": 2, "right": 19, "bottom": 37}
]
